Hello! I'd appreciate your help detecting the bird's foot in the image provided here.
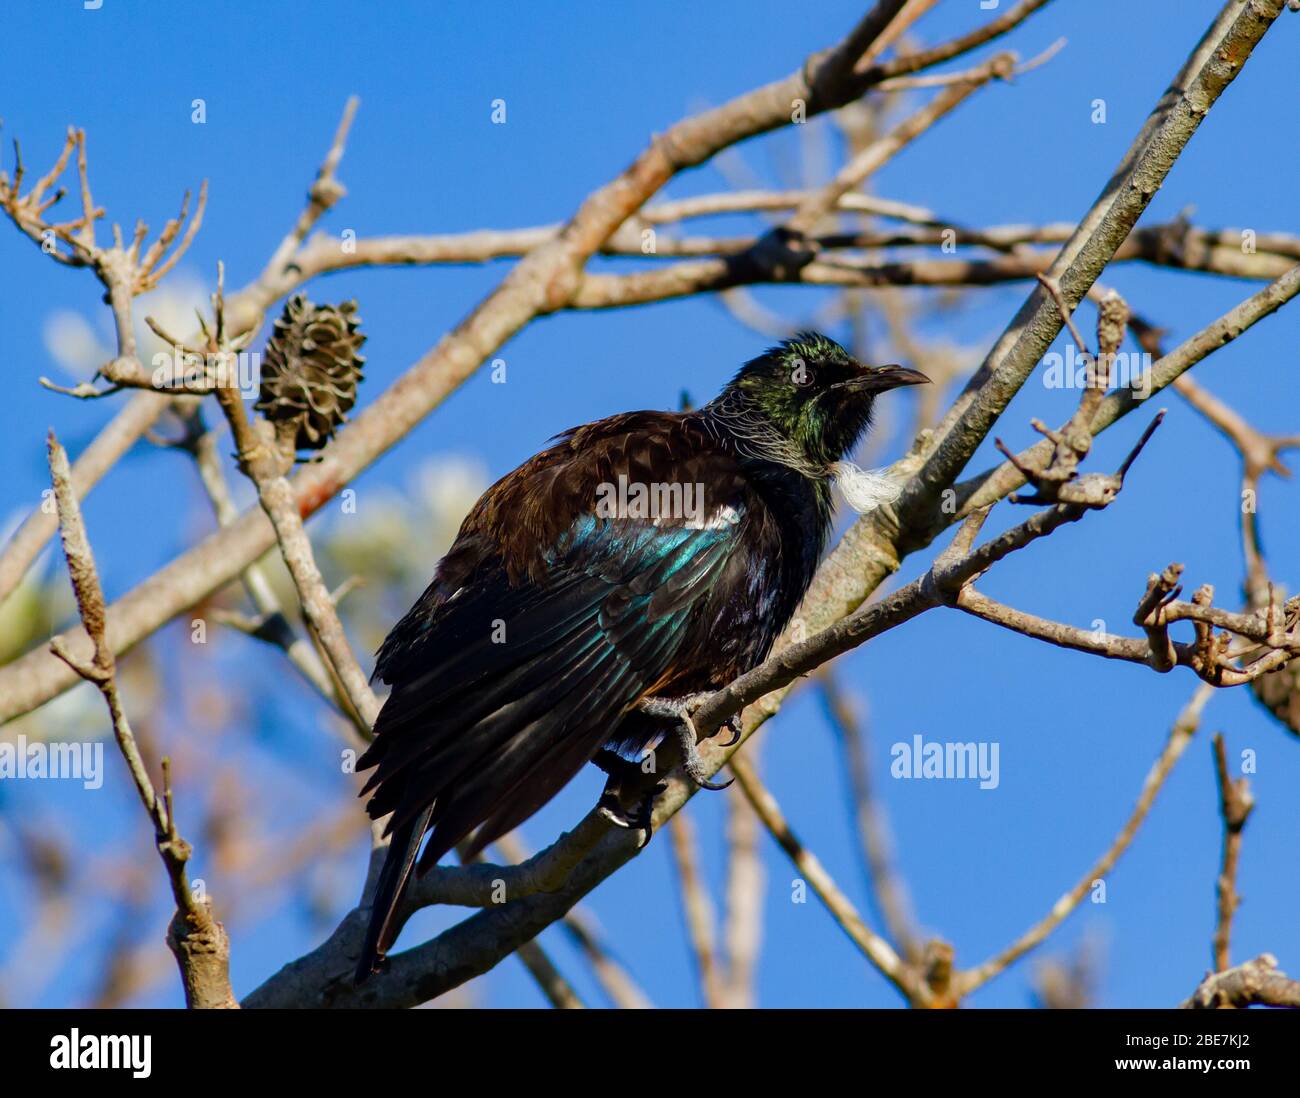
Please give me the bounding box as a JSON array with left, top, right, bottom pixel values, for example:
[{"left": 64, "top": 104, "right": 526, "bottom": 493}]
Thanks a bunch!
[
  {"left": 675, "top": 718, "right": 733, "bottom": 790},
  {"left": 637, "top": 693, "right": 734, "bottom": 791},
  {"left": 598, "top": 783, "right": 664, "bottom": 848}
]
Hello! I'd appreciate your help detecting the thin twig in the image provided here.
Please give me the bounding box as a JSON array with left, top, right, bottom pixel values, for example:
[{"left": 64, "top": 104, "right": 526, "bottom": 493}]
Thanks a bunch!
[
  {"left": 1211, "top": 732, "right": 1254, "bottom": 973},
  {"left": 728, "top": 751, "right": 926, "bottom": 1005},
  {"left": 667, "top": 814, "right": 725, "bottom": 1008},
  {"left": 0, "top": 98, "right": 362, "bottom": 610},
  {"left": 720, "top": 779, "right": 765, "bottom": 1009},
  {"left": 167, "top": 409, "right": 363, "bottom": 737},
  {"left": 955, "top": 684, "right": 1213, "bottom": 997},
  {"left": 819, "top": 672, "right": 922, "bottom": 961},
  {"left": 45, "top": 431, "right": 237, "bottom": 1009},
  {"left": 206, "top": 267, "right": 380, "bottom": 730},
  {"left": 1183, "top": 954, "right": 1300, "bottom": 1009}
]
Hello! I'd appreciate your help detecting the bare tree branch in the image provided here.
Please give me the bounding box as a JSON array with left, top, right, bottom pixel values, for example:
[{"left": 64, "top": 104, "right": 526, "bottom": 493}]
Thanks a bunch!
[
  {"left": 0, "top": 99, "right": 360, "bottom": 608},
  {"left": 1183, "top": 954, "right": 1300, "bottom": 1009},
  {"left": 667, "top": 813, "right": 725, "bottom": 1008},
  {"left": 955, "top": 684, "right": 1213, "bottom": 997},
  {"left": 720, "top": 779, "right": 765, "bottom": 1009},
  {"left": 1211, "top": 732, "right": 1255, "bottom": 973},
  {"left": 492, "top": 832, "right": 652, "bottom": 1010},
  {"left": 45, "top": 431, "right": 237, "bottom": 1009},
  {"left": 819, "top": 673, "right": 922, "bottom": 961},
  {"left": 728, "top": 751, "right": 927, "bottom": 1005}
]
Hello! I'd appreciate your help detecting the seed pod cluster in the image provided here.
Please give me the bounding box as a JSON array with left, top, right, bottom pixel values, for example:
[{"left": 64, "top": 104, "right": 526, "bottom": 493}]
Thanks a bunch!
[{"left": 256, "top": 294, "right": 366, "bottom": 451}]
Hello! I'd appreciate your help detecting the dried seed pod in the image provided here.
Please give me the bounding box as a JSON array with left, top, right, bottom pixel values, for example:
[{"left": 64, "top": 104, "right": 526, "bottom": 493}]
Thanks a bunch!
[{"left": 256, "top": 294, "right": 366, "bottom": 450}]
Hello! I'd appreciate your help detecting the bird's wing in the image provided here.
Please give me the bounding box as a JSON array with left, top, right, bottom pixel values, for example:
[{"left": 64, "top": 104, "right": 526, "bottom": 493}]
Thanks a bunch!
[
  {"left": 354, "top": 509, "right": 747, "bottom": 979},
  {"left": 358, "top": 416, "right": 753, "bottom": 869}
]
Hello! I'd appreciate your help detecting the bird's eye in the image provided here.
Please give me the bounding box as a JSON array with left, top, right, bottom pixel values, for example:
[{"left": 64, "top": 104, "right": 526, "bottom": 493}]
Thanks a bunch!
[{"left": 790, "top": 359, "right": 814, "bottom": 387}]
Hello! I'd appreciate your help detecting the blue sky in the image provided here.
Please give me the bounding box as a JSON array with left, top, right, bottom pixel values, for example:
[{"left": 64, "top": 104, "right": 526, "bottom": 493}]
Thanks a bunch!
[{"left": 1, "top": 0, "right": 1297, "bottom": 1008}]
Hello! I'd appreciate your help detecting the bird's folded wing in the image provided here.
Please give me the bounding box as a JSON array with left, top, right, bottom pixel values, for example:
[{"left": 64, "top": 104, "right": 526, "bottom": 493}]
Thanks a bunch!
[{"left": 358, "top": 508, "right": 746, "bottom": 866}]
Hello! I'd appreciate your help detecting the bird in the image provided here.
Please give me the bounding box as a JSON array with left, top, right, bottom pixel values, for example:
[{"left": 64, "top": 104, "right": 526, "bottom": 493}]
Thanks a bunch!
[{"left": 353, "top": 332, "right": 927, "bottom": 979}]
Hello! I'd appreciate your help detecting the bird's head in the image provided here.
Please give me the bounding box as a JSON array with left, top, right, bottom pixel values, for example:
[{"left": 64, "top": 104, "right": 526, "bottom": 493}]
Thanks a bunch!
[{"left": 715, "top": 333, "right": 929, "bottom": 471}]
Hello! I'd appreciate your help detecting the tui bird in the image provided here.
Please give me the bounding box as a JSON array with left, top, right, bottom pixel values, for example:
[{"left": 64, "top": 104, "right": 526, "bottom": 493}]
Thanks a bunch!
[{"left": 354, "top": 333, "right": 927, "bottom": 978}]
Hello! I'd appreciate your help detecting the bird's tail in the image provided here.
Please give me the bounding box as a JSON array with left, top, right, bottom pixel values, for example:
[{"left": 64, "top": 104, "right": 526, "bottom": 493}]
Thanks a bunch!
[{"left": 354, "top": 803, "right": 434, "bottom": 983}]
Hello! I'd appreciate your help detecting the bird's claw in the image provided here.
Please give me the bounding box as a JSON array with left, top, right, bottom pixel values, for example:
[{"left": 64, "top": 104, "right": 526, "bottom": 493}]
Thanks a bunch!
[
  {"left": 638, "top": 693, "right": 736, "bottom": 791},
  {"left": 598, "top": 785, "right": 662, "bottom": 847},
  {"left": 672, "top": 711, "right": 733, "bottom": 791},
  {"left": 719, "top": 713, "right": 743, "bottom": 747}
]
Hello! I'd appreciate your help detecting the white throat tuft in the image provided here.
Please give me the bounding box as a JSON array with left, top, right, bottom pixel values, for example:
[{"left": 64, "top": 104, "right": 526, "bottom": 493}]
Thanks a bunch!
[{"left": 828, "top": 460, "right": 903, "bottom": 514}]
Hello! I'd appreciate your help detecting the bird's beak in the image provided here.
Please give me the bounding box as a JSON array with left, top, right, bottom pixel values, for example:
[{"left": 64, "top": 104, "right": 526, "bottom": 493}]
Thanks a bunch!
[{"left": 841, "top": 364, "right": 931, "bottom": 392}]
